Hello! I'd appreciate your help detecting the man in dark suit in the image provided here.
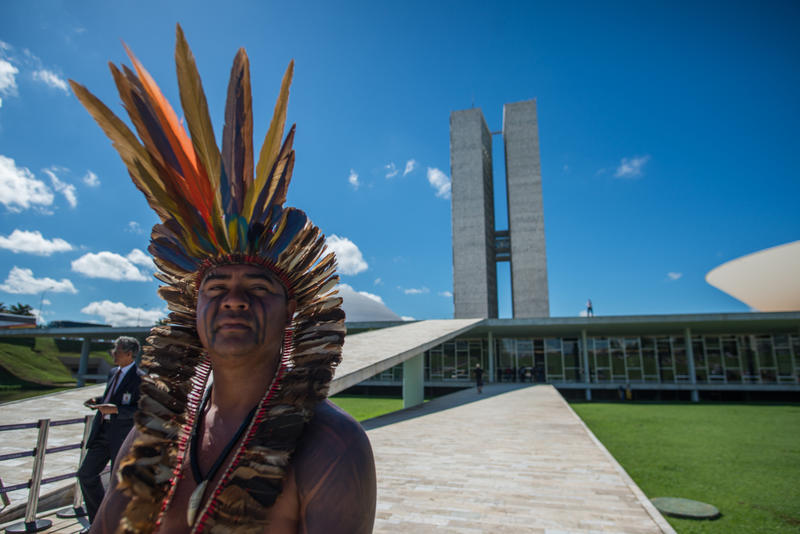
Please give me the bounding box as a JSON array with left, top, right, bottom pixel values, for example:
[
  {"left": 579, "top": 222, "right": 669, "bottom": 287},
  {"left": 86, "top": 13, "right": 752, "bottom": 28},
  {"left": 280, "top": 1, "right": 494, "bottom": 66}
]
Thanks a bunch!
[{"left": 77, "top": 336, "right": 142, "bottom": 529}]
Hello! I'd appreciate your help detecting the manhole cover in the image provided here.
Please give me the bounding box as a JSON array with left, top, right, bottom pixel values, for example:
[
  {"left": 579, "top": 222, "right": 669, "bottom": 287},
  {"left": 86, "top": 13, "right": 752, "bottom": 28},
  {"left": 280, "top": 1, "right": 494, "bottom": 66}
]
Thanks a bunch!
[{"left": 651, "top": 497, "right": 721, "bottom": 520}]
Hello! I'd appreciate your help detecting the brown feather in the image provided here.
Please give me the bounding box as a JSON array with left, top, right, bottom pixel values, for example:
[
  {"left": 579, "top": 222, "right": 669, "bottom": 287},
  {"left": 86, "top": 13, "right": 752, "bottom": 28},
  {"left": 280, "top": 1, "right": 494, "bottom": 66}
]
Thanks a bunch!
[{"left": 221, "top": 48, "right": 254, "bottom": 213}]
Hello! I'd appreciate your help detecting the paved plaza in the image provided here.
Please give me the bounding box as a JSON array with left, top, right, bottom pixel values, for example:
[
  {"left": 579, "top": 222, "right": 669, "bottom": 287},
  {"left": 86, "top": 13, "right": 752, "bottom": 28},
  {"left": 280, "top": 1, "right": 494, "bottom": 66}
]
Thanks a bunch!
[{"left": 1, "top": 383, "right": 674, "bottom": 533}]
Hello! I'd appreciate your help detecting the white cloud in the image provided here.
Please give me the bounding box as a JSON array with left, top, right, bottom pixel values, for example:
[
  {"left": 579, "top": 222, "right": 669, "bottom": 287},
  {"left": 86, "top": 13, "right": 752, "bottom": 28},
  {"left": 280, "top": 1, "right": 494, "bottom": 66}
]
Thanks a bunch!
[
  {"left": 41, "top": 298, "right": 51, "bottom": 306},
  {"left": 32, "top": 69, "right": 68, "bottom": 93},
  {"left": 0, "top": 155, "right": 54, "bottom": 212},
  {"left": 384, "top": 162, "right": 399, "bottom": 179},
  {"left": 348, "top": 169, "right": 360, "bottom": 190},
  {"left": 403, "top": 287, "right": 429, "bottom": 295},
  {"left": 71, "top": 251, "right": 149, "bottom": 281},
  {"left": 126, "top": 221, "right": 144, "bottom": 234},
  {"left": 337, "top": 283, "right": 400, "bottom": 322},
  {"left": 326, "top": 235, "right": 368, "bottom": 275},
  {"left": 81, "top": 300, "right": 165, "bottom": 327},
  {"left": 403, "top": 159, "right": 416, "bottom": 176},
  {"left": 374, "top": 277, "right": 383, "bottom": 286},
  {"left": 43, "top": 168, "right": 77, "bottom": 208},
  {"left": 427, "top": 167, "right": 451, "bottom": 199},
  {"left": 667, "top": 272, "right": 683, "bottom": 281},
  {"left": 0, "top": 229, "right": 72, "bottom": 255},
  {"left": 614, "top": 155, "right": 651, "bottom": 178},
  {"left": 439, "top": 291, "right": 452, "bottom": 298},
  {"left": 579, "top": 309, "right": 589, "bottom": 317},
  {"left": 0, "top": 266, "right": 77, "bottom": 294},
  {"left": 126, "top": 248, "right": 155, "bottom": 270},
  {"left": 82, "top": 170, "right": 100, "bottom": 187},
  {"left": 0, "top": 59, "right": 19, "bottom": 101},
  {"left": 401, "top": 316, "right": 415, "bottom": 321}
]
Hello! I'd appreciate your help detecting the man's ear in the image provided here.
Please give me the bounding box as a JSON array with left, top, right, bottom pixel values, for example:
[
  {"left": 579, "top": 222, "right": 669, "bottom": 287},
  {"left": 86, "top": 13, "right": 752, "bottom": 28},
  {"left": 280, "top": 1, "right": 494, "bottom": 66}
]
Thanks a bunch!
[{"left": 286, "top": 299, "right": 297, "bottom": 322}]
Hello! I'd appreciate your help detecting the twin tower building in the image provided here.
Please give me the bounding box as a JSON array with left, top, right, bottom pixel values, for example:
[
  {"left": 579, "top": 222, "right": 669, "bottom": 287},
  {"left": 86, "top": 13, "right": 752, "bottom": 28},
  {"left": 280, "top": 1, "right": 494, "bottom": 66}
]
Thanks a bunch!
[{"left": 450, "top": 100, "right": 549, "bottom": 319}]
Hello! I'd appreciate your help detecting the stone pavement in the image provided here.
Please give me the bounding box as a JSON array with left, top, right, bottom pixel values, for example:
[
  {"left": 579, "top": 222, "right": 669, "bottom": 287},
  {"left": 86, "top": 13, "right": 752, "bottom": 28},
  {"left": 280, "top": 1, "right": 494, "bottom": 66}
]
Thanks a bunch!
[
  {"left": 1, "top": 384, "right": 675, "bottom": 533},
  {"left": 365, "top": 384, "right": 675, "bottom": 533}
]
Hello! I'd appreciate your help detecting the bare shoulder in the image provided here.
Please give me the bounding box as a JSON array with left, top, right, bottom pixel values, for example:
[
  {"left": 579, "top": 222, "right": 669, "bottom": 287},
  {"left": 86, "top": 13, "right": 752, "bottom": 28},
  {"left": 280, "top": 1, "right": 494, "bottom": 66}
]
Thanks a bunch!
[{"left": 293, "top": 400, "right": 376, "bottom": 534}]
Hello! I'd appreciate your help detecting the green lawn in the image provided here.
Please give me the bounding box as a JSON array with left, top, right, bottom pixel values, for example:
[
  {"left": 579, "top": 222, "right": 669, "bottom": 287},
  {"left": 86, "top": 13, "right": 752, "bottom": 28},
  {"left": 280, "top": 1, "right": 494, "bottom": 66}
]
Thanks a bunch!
[
  {"left": 0, "top": 339, "right": 76, "bottom": 386},
  {"left": 571, "top": 402, "right": 800, "bottom": 533},
  {"left": 329, "top": 395, "right": 404, "bottom": 421}
]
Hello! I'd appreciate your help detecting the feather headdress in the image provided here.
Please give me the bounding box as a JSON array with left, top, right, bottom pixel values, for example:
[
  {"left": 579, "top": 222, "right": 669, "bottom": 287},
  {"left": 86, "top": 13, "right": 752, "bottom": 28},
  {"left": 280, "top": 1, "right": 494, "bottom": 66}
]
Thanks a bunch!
[{"left": 70, "top": 25, "right": 344, "bottom": 533}]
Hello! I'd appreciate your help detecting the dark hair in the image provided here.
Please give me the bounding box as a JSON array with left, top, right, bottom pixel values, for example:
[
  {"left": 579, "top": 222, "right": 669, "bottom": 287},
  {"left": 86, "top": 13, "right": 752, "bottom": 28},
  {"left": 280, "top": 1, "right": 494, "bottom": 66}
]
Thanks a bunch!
[{"left": 114, "top": 336, "right": 141, "bottom": 356}]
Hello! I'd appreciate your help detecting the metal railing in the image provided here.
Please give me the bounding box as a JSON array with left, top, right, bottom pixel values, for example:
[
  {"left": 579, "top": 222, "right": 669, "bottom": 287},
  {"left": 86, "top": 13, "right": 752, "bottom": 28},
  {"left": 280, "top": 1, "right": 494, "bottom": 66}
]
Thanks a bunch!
[{"left": 0, "top": 415, "right": 93, "bottom": 533}]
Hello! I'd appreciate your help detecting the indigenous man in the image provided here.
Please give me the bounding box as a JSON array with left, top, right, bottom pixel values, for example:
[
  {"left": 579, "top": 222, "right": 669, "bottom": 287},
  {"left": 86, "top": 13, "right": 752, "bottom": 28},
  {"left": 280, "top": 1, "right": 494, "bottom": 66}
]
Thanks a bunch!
[{"left": 70, "top": 24, "right": 376, "bottom": 533}]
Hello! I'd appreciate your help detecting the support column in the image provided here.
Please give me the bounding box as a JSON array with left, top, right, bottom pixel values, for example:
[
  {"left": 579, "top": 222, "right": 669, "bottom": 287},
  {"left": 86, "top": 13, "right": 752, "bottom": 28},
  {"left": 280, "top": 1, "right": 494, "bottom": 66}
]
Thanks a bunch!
[
  {"left": 77, "top": 338, "right": 90, "bottom": 388},
  {"left": 403, "top": 354, "right": 425, "bottom": 409},
  {"left": 685, "top": 328, "right": 699, "bottom": 403},
  {"left": 487, "top": 331, "right": 495, "bottom": 383},
  {"left": 582, "top": 329, "right": 591, "bottom": 401}
]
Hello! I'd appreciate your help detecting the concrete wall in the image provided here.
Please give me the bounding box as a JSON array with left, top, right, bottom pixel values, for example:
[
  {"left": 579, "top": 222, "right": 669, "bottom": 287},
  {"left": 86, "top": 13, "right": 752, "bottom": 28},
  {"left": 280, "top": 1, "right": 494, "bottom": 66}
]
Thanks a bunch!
[
  {"left": 503, "top": 100, "right": 549, "bottom": 317},
  {"left": 450, "top": 108, "right": 497, "bottom": 318}
]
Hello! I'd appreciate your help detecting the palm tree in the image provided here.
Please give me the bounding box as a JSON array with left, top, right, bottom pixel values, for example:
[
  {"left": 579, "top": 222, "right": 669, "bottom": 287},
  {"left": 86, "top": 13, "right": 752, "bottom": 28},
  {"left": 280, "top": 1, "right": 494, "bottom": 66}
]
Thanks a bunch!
[
  {"left": 0, "top": 302, "right": 7, "bottom": 313},
  {"left": 9, "top": 303, "right": 34, "bottom": 316}
]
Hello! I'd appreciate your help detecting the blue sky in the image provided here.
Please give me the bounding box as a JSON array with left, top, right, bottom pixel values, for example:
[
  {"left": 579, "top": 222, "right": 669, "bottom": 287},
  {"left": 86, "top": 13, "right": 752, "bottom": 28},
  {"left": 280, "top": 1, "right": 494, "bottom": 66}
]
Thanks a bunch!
[{"left": 0, "top": 1, "right": 798, "bottom": 325}]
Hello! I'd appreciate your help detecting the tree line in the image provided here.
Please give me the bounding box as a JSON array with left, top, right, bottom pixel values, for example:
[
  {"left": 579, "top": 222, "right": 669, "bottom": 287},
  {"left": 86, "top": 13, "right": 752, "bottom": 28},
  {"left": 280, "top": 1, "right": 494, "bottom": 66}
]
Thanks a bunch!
[{"left": 0, "top": 302, "right": 35, "bottom": 316}]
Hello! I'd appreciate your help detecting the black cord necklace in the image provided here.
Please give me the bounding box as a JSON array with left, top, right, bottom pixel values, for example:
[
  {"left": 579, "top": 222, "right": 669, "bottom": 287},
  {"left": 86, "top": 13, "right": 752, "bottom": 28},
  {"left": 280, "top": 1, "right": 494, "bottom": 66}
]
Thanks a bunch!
[{"left": 186, "top": 388, "right": 258, "bottom": 526}]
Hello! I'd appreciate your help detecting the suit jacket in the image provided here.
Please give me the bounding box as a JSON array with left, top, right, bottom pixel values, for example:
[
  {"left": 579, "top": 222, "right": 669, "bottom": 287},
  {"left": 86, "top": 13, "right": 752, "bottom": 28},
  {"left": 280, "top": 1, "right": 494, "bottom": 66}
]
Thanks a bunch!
[{"left": 87, "top": 364, "right": 143, "bottom": 457}]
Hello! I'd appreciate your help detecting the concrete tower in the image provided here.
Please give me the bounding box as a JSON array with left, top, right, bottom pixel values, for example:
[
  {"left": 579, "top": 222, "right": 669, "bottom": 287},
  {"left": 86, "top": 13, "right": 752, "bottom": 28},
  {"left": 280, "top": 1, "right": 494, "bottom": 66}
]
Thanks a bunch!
[
  {"left": 450, "top": 108, "right": 498, "bottom": 319},
  {"left": 450, "top": 99, "right": 549, "bottom": 319},
  {"left": 503, "top": 100, "right": 549, "bottom": 317}
]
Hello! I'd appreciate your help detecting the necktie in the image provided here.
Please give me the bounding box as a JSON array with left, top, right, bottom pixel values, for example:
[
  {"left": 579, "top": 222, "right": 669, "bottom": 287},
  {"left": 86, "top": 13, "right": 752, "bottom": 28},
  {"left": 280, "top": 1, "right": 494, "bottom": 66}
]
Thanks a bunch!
[{"left": 103, "top": 368, "right": 122, "bottom": 403}]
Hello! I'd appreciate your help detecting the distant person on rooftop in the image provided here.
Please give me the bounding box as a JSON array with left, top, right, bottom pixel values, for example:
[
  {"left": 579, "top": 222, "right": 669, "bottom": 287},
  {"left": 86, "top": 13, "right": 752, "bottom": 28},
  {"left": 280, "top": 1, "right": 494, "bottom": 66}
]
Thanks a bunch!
[
  {"left": 586, "top": 299, "right": 594, "bottom": 317},
  {"left": 77, "top": 336, "right": 142, "bottom": 531}
]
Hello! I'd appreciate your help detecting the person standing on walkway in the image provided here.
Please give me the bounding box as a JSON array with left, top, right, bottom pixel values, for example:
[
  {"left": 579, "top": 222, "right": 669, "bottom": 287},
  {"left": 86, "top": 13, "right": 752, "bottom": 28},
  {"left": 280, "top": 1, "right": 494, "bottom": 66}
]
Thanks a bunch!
[
  {"left": 586, "top": 299, "right": 594, "bottom": 317},
  {"left": 77, "top": 336, "right": 142, "bottom": 529},
  {"left": 474, "top": 364, "right": 485, "bottom": 393}
]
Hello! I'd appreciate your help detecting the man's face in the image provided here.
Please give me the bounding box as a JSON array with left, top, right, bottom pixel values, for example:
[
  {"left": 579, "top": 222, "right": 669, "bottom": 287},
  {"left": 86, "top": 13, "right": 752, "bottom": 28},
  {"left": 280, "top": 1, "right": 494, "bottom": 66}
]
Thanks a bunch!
[
  {"left": 112, "top": 345, "right": 134, "bottom": 367},
  {"left": 196, "top": 264, "right": 296, "bottom": 361}
]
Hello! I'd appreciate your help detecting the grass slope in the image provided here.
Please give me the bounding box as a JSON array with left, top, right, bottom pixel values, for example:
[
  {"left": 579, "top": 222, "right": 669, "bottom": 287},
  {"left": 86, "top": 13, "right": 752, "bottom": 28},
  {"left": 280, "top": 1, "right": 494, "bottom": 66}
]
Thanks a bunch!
[
  {"left": 0, "top": 338, "right": 76, "bottom": 386},
  {"left": 571, "top": 402, "right": 800, "bottom": 533},
  {"left": 329, "top": 395, "right": 403, "bottom": 421}
]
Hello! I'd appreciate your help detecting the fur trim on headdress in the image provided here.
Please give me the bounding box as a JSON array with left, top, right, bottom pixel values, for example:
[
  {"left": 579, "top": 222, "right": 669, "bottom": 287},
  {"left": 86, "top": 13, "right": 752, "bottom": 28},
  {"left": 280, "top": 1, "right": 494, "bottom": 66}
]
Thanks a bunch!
[{"left": 70, "top": 24, "right": 344, "bottom": 533}]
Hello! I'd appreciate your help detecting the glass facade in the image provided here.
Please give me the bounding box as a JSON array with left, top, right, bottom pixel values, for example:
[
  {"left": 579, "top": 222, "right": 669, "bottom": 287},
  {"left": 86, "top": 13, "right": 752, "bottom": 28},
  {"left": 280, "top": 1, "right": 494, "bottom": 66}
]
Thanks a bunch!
[{"left": 368, "top": 333, "right": 800, "bottom": 385}]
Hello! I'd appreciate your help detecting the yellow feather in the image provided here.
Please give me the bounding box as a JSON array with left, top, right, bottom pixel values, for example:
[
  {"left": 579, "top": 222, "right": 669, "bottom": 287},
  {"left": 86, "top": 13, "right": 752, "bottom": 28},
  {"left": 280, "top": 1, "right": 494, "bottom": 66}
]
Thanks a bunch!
[{"left": 244, "top": 60, "right": 294, "bottom": 219}]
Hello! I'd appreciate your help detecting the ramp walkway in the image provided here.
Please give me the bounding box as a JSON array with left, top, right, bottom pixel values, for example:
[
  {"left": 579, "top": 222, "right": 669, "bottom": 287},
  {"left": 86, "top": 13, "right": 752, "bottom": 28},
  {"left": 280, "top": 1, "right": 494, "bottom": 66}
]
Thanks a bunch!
[{"left": 366, "top": 384, "right": 675, "bottom": 533}]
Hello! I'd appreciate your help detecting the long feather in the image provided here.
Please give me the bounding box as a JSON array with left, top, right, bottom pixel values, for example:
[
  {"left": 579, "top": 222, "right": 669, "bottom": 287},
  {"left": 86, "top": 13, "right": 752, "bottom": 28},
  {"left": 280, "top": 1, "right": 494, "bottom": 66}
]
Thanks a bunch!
[
  {"left": 174, "top": 24, "right": 222, "bottom": 215},
  {"left": 221, "top": 48, "right": 254, "bottom": 216},
  {"left": 114, "top": 65, "right": 211, "bottom": 245},
  {"left": 123, "top": 43, "right": 217, "bottom": 238},
  {"left": 245, "top": 60, "right": 294, "bottom": 219},
  {"left": 69, "top": 80, "right": 178, "bottom": 222},
  {"left": 252, "top": 126, "right": 295, "bottom": 221}
]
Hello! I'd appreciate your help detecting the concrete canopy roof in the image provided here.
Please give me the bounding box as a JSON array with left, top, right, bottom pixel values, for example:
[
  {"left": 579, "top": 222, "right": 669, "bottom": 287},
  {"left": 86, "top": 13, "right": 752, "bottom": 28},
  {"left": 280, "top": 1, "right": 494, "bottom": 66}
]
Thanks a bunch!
[{"left": 706, "top": 240, "right": 800, "bottom": 312}]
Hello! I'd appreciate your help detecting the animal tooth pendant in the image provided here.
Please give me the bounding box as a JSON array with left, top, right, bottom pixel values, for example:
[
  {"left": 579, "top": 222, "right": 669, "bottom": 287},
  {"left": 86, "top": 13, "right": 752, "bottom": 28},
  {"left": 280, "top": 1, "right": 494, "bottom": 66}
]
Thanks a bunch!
[{"left": 187, "top": 480, "right": 208, "bottom": 526}]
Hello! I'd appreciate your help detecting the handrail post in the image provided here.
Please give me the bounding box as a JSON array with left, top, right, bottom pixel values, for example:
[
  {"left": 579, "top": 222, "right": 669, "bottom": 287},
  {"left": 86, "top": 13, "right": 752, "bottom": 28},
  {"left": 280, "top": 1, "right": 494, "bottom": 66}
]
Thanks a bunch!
[
  {"left": 0, "top": 476, "right": 11, "bottom": 508},
  {"left": 5, "top": 419, "right": 53, "bottom": 533},
  {"left": 56, "top": 415, "right": 93, "bottom": 518}
]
